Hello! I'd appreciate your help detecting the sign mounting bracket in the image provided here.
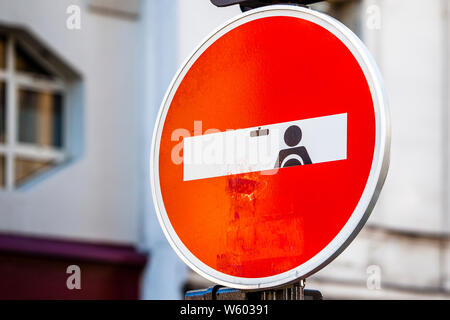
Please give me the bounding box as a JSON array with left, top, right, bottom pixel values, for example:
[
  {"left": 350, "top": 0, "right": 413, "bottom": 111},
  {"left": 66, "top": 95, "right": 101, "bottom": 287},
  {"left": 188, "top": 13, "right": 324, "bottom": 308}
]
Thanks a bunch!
[
  {"left": 210, "top": 0, "right": 322, "bottom": 12},
  {"left": 185, "top": 279, "right": 322, "bottom": 300}
]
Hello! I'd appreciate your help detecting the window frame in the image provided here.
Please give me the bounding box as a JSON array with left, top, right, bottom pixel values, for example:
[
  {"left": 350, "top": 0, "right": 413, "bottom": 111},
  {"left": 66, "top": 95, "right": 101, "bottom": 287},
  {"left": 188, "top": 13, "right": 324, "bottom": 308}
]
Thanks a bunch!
[{"left": 0, "top": 34, "right": 67, "bottom": 190}]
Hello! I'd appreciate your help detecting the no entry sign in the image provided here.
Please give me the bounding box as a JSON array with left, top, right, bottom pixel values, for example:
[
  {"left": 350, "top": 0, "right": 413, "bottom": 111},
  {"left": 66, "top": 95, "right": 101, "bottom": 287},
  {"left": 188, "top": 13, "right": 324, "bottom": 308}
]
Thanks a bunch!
[{"left": 151, "top": 5, "right": 390, "bottom": 289}]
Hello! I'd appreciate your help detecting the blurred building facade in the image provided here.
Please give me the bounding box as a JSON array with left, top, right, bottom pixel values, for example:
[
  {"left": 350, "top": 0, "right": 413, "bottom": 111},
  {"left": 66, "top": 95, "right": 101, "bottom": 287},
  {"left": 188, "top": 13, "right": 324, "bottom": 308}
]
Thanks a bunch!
[{"left": 0, "top": 0, "right": 448, "bottom": 299}]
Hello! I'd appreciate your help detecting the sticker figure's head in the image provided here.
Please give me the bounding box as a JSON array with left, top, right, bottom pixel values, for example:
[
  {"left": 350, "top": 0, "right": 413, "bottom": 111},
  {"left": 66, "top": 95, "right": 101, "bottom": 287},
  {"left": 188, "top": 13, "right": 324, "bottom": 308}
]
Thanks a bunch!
[{"left": 284, "top": 125, "right": 302, "bottom": 147}]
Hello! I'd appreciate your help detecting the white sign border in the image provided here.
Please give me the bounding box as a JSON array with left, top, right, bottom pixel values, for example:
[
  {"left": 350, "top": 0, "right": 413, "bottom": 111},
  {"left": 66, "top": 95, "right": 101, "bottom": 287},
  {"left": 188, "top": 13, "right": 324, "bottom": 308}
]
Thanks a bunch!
[{"left": 150, "top": 5, "right": 390, "bottom": 290}]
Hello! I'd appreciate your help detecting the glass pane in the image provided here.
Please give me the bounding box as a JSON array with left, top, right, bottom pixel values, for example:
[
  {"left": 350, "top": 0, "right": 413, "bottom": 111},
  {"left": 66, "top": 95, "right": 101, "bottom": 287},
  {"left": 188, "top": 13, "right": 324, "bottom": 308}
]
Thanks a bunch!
[
  {"left": 0, "top": 82, "right": 5, "bottom": 143},
  {"left": 15, "top": 42, "right": 53, "bottom": 79},
  {"left": 0, "top": 155, "right": 5, "bottom": 187},
  {"left": 0, "top": 34, "right": 6, "bottom": 69},
  {"left": 14, "top": 157, "right": 55, "bottom": 187},
  {"left": 18, "top": 89, "right": 63, "bottom": 148}
]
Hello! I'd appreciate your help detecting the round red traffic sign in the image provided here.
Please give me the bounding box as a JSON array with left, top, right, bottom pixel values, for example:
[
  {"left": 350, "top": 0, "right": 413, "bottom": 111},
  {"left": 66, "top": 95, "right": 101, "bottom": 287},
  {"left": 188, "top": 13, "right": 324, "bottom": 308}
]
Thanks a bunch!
[{"left": 151, "top": 5, "right": 390, "bottom": 289}]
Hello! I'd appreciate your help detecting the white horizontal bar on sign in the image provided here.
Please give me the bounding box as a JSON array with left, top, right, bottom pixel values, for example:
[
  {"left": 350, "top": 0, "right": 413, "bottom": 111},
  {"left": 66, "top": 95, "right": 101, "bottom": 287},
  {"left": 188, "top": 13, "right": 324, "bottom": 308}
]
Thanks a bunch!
[{"left": 183, "top": 113, "right": 347, "bottom": 181}]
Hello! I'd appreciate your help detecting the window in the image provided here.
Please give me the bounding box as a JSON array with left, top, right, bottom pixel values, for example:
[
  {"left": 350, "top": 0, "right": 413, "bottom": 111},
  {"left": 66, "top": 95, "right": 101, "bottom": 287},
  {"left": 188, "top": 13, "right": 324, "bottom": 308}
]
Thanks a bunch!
[
  {"left": 0, "top": 33, "right": 68, "bottom": 189},
  {"left": 18, "top": 89, "right": 63, "bottom": 148},
  {"left": 0, "top": 81, "right": 5, "bottom": 144},
  {"left": 0, "top": 34, "right": 6, "bottom": 69},
  {"left": 0, "top": 154, "right": 4, "bottom": 187},
  {"left": 89, "top": 0, "right": 141, "bottom": 19}
]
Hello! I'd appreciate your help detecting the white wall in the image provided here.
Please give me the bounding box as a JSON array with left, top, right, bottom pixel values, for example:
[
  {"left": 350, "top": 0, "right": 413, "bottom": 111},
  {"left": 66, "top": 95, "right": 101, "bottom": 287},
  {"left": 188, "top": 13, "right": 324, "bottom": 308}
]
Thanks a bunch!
[
  {"left": 368, "top": 0, "right": 447, "bottom": 234},
  {"left": 177, "top": 0, "right": 240, "bottom": 64},
  {"left": 0, "top": 0, "right": 142, "bottom": 244},
  {"left": 139, "top": 0, "right": 187, "bottom": 300}
]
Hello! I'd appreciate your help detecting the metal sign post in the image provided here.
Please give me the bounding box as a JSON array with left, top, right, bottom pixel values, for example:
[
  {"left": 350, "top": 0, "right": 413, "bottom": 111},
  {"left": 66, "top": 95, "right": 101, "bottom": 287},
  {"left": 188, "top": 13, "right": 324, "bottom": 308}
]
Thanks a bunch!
[
  {"left": 151, "top": 0, "right": 390, "bottom": 301},
  {"left": 185, "top": 279, "right": 322, "bottom": 300},
  {"left": 211, "top": 0, "right": 318, "bottom": 12}
]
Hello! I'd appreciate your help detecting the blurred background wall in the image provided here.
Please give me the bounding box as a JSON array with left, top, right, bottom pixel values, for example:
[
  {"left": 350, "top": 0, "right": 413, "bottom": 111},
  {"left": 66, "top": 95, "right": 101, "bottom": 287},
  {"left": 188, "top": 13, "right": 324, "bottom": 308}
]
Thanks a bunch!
[{"left": 0, "top": 0, "right": 448, "bottom": 299}]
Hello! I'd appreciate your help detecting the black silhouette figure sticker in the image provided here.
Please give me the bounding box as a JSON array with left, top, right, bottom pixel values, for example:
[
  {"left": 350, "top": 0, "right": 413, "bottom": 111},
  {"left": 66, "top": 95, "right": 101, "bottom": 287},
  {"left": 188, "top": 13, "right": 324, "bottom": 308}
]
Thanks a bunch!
[{"left": 275, "top": 125, "right": 312, "bottom": 168}]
